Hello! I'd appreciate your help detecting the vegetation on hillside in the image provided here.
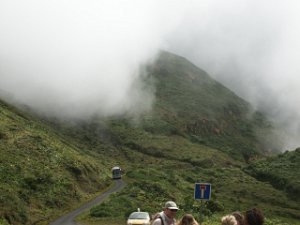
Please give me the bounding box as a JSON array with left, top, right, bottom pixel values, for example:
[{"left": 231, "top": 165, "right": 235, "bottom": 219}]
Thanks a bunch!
[
  {"left": 0, "top": 51, "right": 299, "bottom": 225},
  {"left": 245, "top": 148, "right": 300, "bottom": 201},
  {"left": 0, "top": 100, "right": 115, "bottom": 224},
  {"left": 146, "top": 51, "right": 282, "bottom": 161},
  {"left": 79, "top": 151, "right": 300, "bottom": 224}
]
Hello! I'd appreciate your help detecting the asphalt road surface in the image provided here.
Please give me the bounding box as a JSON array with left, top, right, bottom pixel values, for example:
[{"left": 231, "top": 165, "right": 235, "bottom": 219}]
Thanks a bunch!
[{"left": 49, "top": 179, "right": 126, "bottom": 225}]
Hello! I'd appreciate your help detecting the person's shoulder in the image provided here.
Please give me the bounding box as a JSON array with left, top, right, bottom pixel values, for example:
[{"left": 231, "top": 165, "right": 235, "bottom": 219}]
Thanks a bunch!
[
  {"left": 152, "top": 213, "right": 164, "bottom": 225},
  {"left": 152, "top": 217, "right": 162, "bottom": 225}
]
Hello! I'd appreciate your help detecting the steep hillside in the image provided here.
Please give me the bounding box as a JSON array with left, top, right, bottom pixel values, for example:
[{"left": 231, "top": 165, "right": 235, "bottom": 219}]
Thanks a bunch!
[
  {"left": 0, "top": 51, "right": 299, "bottom": 225},
  {"left": 47, "top": 52, "right": 299, "bottom": 224},
  {"left": 245, "top": 148, "right": 300, "bottom": 201},
  {"left": 57, "top": 51, "right": 278, "bottom": 161},
  {"left": 75, "top": 121, "right": 300, "bottom": 224},
  {"left": 0, "top": 100, "right": 118, "bottom": 224},
  {"left": 140, "top": 51, "right": 280, "bottom": 160}
]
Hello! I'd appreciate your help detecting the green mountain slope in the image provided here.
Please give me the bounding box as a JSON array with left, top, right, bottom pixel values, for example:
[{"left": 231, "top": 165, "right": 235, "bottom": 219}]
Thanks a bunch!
[
  {"left": 146, "top": 51, "right": 281, "bottom": 161},
  {"left": 76, "top": 120, "right": 299, "bottom": 224},
  {"left": 0, "top": 51, "right": 299, "bottom": 225},
  {"left": 245, "top": 148, "right": 300, "bottom": 201},
  {"left": 0, "top": 100, "right": 118, "bottom": 224}
]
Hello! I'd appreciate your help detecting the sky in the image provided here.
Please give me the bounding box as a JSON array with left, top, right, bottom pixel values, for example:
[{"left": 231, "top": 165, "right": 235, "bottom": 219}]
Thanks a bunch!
[{"left": 0, "top": 0, "right": 299, "bottom": 150}]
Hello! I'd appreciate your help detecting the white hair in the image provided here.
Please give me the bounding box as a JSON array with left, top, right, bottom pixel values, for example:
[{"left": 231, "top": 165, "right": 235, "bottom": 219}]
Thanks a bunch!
[{"left": 221, "top": 215, "right": 238, "bottom": 225}]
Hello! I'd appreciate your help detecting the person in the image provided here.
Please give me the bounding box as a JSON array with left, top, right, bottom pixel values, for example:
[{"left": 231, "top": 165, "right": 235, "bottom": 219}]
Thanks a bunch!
[
  {"left": 232, "top": 211, "right": 244, "bottom": 225},
  {"left": 221, "top": 215, "right": 238, "bottom": 225},
  {"left": 177, "top": 214, "right": 199, "bottom": 225},
  {"left": 244, "top": 208, "right": 264, "bottom": 225},
  {"left": 152, "top": 212, "right": 161, "bottom": 220},
  {"left": 152, "top": 201, "right": 179, "bottom": 225}
]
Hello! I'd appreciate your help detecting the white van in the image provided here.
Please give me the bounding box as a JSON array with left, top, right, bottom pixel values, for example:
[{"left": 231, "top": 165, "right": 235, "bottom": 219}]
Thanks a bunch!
[{"left": 112, "top": 166, "right": 122, "bottom": 179}]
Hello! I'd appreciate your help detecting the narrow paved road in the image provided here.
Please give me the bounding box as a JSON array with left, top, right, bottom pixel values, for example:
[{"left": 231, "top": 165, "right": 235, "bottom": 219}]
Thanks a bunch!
[{"left": 49, "top": 179, "right": 126, "bottom": 225}]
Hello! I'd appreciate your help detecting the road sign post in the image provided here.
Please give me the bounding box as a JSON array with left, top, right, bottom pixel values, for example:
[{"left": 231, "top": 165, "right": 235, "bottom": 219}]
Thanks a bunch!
[
  {"left": 194, "top": 183, "right": 211, "bottom": 201},
  {"left": 194, "top": 183, "right": 211, "bottom": 224}
]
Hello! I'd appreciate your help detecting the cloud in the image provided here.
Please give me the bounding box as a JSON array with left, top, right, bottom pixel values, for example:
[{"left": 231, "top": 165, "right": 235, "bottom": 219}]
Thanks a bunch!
[
  {"left": 163, "top": 0, "right": 300, "bottom": 150},
  {"left": 0, "top": 0, "right": 185, "bottom": 119},
  {"left": 0, "top": 0, "right": 299, "bottom": 149}
]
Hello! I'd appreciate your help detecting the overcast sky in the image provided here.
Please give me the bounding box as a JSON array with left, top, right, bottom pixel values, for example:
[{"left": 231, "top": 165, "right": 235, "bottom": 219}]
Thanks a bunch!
[{"left": 0, "top": 0, "right": 299, "bottom": 150}]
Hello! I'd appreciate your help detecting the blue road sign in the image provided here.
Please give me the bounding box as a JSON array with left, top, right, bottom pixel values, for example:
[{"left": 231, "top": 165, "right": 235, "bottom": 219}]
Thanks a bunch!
[{"left": 194, "top": 183, "right": 211, "bottom": 200}]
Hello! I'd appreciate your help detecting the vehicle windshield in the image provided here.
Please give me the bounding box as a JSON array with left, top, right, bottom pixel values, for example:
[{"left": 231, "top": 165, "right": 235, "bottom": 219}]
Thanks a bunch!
[{"left": 128, "top": 212, "right": 149, "bottom": 220}]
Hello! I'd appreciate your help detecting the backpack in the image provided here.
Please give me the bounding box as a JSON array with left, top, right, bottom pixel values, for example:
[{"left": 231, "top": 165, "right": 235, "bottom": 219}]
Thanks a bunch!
[{"left": 151, "top": 213, "right": 164, "bottom": 225}]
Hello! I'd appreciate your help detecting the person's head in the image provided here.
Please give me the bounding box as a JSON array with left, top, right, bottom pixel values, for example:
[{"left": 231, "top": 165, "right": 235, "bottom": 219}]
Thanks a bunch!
[
  {"left": 244, "top": 208, "right": 264, "bottom": 225},
  {"left": 221, "top": 215, "right": 237, "bottom": 225},
  {"left": 163, "top": 201, "right": 179, "bottom": 219},
  {"left": 179, "top": 214, "right": 199, "bottom": 225},
  {"left": 232, "top": 211, "right": 244, "bottom": 225}
]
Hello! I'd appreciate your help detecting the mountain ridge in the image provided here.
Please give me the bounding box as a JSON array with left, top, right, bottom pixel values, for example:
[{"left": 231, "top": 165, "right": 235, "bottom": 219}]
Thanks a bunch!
[{"left": 0, "top": 51, "right": 299, "bottom": 225}]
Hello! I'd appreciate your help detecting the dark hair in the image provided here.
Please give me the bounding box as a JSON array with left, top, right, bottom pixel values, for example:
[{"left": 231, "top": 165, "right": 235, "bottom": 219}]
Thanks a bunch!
[
  {"left": 244, "top": 208, "right": 264, "bottom": 225},
  {"left": 232, "top": 211, "right": 244, "bottom": 225},
  {"left": 179, "top": 214, "right": 198, "bottom": 225}
]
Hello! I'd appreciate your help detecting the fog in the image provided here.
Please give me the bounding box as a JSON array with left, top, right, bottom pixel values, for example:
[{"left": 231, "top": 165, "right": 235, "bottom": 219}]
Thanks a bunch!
[
  {"left": 164, "top": 0, "right": 300, "bottom": 150},
  {"left": 0, "top": 0, "right": 299, "bottom": 149},
  {"left": 0, "top": 0, "right": 186, "bottom": 118}
]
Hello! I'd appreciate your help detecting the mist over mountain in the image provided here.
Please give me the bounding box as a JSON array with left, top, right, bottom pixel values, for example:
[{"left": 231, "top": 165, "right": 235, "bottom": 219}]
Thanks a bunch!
[
  {"left": 164, "top": 1, "right": 300, "bottom": 150},
  {"left": 1, "top": 50, "right": 300, "bottom": 225},
  {"left": 1, "top": 0, "right": 300, "bottom": 149}
]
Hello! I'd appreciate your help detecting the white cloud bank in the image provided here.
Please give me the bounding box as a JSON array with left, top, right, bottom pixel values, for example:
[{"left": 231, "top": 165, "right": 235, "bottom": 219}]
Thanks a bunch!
[
  {"left": 0, "top": 0, "right": 300, "bottom": 149},
  {"left": 164, "top": 0, "right": 300, "bottom": 150},
  {"left": 0, "top": 0, "right": 186, "bottom": 118}
]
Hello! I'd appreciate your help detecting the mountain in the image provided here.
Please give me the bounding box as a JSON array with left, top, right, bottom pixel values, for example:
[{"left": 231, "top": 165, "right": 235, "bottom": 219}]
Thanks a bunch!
[
  {"left": 0, "top": 51, "right": 299, "bottom": 225},
  {"left": 0, "top": 100, "right": 119, "bottom": 224},
  {"left": 144, "top": 51, "right": 282, "bottom": 160}
]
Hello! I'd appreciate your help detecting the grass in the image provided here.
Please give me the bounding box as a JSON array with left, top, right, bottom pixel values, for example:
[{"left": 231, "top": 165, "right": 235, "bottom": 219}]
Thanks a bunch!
[
  {"left": 245, "top": 148, "right": 300, "bottom": 201},
  {"left": 77, "top": 146, "right": 300, "bottom": 224},
  {"left": 0, "top": 100, "right": 115, "bottom": 224},
  {"left": 1, "top": 51, "right": 299, "bottom": 225}
]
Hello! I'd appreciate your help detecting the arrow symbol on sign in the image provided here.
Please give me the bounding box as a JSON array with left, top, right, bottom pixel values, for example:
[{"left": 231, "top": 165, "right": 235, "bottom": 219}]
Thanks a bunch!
[{"left": 200, "top": 184, "right": 206, "bottom": 198}]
